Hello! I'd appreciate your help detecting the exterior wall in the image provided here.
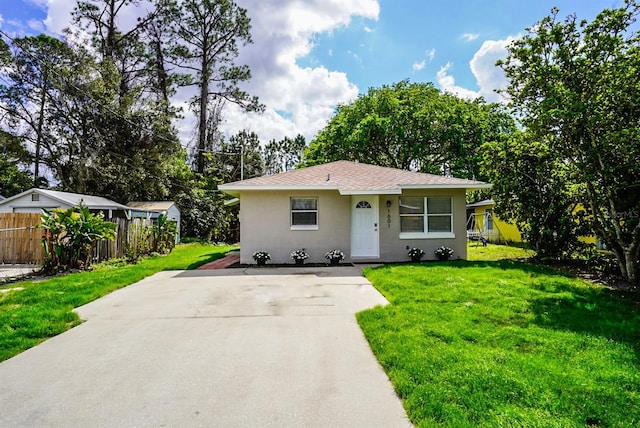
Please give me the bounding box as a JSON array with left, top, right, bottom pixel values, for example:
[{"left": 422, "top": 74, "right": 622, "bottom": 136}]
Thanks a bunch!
[
  {"left": 378, "top": 189, "right": 467, "bottom": 262},
  {"left": 238, "top": 188, "right": 469, "bottom": 264},
  {"left": 473, "top": 206, "right": 522, "bottom": 243},
  {"left": 239, "top": 190, "right": 351, "bottom": 264},
  {"left": 0, "top": 193, "right": 70, "bottom": 213}
]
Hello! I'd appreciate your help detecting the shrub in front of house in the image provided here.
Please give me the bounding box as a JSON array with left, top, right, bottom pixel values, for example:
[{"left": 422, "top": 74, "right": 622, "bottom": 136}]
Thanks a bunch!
[
  {"left": 252, "top": 251, "right": 270, "bottom": 265},
  {"left": 408, "top": 248, "right": 425, "bottom": 262},
  {"left": 434, "top": 246, "right": 454, "bottom": 260}
]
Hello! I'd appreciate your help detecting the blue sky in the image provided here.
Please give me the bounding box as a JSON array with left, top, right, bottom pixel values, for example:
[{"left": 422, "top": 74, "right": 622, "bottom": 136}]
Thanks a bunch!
[{"left": 0, "top": 0, "right": 621, "bottom": 146}]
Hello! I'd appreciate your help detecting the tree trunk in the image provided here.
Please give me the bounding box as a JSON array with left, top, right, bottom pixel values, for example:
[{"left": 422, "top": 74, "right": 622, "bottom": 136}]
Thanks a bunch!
[
  {"left": 34, "top": 73, "right": 48, "bottom": 187},
  {"left": 623, "top": 247, "right": 637, "bottom": 283},
  {"left": 197, "top": 52, "right": 209, "bottom": 174}
]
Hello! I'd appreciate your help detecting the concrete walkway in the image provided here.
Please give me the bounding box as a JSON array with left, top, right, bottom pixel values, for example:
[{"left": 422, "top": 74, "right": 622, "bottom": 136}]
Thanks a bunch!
[
  {"left": 0, "top": 267, "right": 411, "bottom": 427},
  {"left": 0, "top": 264, "right": 38, "bottom": 280}
]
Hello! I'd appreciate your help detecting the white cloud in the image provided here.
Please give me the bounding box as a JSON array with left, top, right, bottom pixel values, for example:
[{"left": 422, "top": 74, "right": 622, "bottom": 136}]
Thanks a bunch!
[
  {"left": 0, "top": 14, "right": 4, "bottom": 28},
  {"left": 436, "top": 63, "right": 480, "bottom": 100},
  {"left": 43, "top": 0, "right": 379, "bottom": 145},
  {"left": 462, "top": 33, "right": 479, "bottom": 41},
  {"left": 412, "top": 60, "right": 426, "bottom": 71},
  {"left": 436, "top": 36, "right": 516, "bottom": 103},
  {"left": 364, "top": 25, "right": 372, "bottom": 32},
  {"left": 28, "top": 19, "right": 45, "bottom": 32},
  {"left": 469, "top": 37, "right": 516, "bottom": 101},
  {"left": 427, "top": 48, "right": 435, "bottom": 61}
]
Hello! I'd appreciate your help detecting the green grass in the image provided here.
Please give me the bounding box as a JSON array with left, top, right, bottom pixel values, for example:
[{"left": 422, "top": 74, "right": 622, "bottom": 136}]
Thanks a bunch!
[
  {"left": 467, "top": 241, "right": 535, "bottom": 261},
  {"left": 358, "top": 261, "right": 640, "bottom": 427},
  {"left": 0, "top": 243, "right": 235, "bottom": 362}
]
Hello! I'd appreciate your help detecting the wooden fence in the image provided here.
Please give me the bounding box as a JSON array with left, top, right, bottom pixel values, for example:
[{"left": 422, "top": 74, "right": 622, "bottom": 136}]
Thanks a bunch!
[
  {"left": 0, "top": 213, "right": 155, "bottom": 265},
  {"left": 0, "top": 213, "right": 44, "bottom": 264}
]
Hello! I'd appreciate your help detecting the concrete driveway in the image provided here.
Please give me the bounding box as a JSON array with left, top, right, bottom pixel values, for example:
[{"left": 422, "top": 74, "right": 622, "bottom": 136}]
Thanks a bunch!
[{"left": 0, "top": 267, "right": 411, "bottom": 427}]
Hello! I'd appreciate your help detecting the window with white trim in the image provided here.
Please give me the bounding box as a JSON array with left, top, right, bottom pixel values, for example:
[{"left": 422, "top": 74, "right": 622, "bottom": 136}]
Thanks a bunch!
[
  {"left": 291, "top": 197, "right": 318, "bottom": 230},
  {"left": 399, "top": 196, "right": 453, "bottom": 238}
]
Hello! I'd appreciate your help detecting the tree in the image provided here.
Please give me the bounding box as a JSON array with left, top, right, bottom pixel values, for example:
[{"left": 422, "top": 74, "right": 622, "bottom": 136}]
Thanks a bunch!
[
  {"left": 263, "top": 134, "right": 306, "bottom": 175},
  {"left": 164, "top": 0, "right": 263, "bottom": 174},
  {"left": 205, "top": 129, "right": 264, "bottom": 182},
  {"left": 0, "top": 130, "right": 32, "bottom": 196},
  {"left": 499, "top": 1, "right": 640, "bottom": 281},
  {"left": 482, "top": 133, "right": 585, "bottom": 259},
  {"left": 304, "top": 80, "right": 516, "bottom": 179},
  {"left": 62, "top": 0, "right": 183, "bottom": 203},
  {"left": 0, "top": 35, "right": 74, "bottom": 187}
]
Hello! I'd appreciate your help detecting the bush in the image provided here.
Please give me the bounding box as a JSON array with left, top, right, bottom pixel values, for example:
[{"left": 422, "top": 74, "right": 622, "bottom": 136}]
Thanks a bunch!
[{"left": 40, "top": 204, "right": 117, "bottom": 274}]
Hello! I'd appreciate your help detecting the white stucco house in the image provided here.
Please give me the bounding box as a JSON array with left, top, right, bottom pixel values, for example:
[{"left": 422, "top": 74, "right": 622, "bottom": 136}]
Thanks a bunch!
[
  {"left": 0, "top": 188, "right": 131, "bottom": 218},
  {"left": 128, "top": 201, "right": 181, "bottom": 243},
  {"left": 219, "top": 160, "right": 491, "bottom": 265}
]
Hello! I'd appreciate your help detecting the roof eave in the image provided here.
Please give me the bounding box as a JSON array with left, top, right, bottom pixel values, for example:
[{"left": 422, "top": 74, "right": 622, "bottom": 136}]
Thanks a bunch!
[{"left": 399, "top": 183, "right": 492, "bottom": 190}]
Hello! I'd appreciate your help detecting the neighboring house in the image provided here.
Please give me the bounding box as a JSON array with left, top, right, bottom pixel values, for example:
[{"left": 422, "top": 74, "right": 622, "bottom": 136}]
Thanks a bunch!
[
  {"left": 0, "top": 188, "right": 131, "bottom": 218},
  {"left": 128, "top": 201, "right": 181, "bottom": 243},
  {"left": 219, "top": 160, "right": 490, "bottom": 264},
  {"left": 467, "top": 200, "right": 607, "bottom": 249},
  {"left": 466, "top": 199, "right": 522, "bottom": 243}
]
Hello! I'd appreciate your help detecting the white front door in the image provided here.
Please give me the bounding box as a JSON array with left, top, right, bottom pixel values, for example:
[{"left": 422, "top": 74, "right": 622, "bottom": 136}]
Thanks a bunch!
[{"left": 351, "top": 196, "right": 379, "bottom": 258}]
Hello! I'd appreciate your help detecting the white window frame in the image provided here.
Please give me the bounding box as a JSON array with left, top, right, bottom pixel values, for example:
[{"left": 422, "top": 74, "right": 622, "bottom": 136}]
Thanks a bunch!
[
  {"left": 399, "top": 196, "right": 455, "bottom": 239},
  {"left": 290, "top": 197, "right": 319, "bottom": 230}
]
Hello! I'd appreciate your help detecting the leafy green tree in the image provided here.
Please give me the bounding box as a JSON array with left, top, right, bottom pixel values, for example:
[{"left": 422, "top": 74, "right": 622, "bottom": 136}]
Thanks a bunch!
[
  {"left": 164, "top": 0, "right": 263, "bottom": 174},
  {"left": 176, "top": 184, "right": 233, "bottom": 242},
  {"left": 263, "top": 134, "right": 306, "bottom": 175},
  {"left": 499, "top": 1, "right": 640, "bottom": 281},
  {"left": 482, "top": 133, "right": 585, "bottom": 259},
  {"left": 58, "top": 0, "right": 183, "bottom": 203},
  {"left": 305, "top": 80, "right": 516, "bottom": 179},
  {"left": 0, "top": 35, "right": 74, "bottom": 186},
  {"left": 0, "top": 130, "right": 32, "bottom": 196},
  {"left": 0, "top": 155, "right": 31, "bottom": 197}
]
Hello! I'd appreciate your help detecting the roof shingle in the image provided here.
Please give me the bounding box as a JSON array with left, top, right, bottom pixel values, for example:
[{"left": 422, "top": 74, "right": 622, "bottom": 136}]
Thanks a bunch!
[{"left": 219, "top": 160, "right": 490, "bottom": 195}]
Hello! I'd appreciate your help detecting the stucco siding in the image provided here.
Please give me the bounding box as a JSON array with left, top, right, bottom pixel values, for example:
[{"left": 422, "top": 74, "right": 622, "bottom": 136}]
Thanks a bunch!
[
  {"left": 238, "top": 188, "right": 469, "bottom": 264},
  {"left": 378, "top": 189, "right": 467, "bottom": 262},
  {"left": 239, "top": 190, "right": 351, "bottom": 264}
]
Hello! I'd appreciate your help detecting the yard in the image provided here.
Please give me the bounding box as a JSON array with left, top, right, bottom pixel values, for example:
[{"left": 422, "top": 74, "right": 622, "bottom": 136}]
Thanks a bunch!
[
  {"left": 358, "top": 254, "right": 640, "bottom": 426},
  {"left": 0, "top": 243, "right": 235, "bottom": 362}
]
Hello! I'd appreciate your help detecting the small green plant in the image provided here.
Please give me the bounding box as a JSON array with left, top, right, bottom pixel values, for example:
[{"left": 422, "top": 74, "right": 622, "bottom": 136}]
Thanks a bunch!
[
  {"left": 434, "top": 246, "right": 454, "bottom": 260},
  {"left": 407, "top": 247, "right": 425, "bottom": 261},
  {"left": 152, "top": 213, "right": 177, "bottom": 254},
  {"left": 252, "top": 251, "right": 270, "bottom": 265},
  {"left": 40, "top": 204, "right": 117, "bottom": 274}
]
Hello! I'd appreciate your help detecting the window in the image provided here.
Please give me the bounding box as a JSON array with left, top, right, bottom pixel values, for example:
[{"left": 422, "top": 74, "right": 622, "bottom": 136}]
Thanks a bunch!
[
  {"left": 485, "top": 209, "right": 494, "bottom": 231},
  {"left": 31, "top": 193, "right": 40, "bottom": 202},
  {"left": 399, "top": 196, "right": 453, "bottom": 238},
  {"left": 291, "top": 197, "right": 318, "bottom": 230}
]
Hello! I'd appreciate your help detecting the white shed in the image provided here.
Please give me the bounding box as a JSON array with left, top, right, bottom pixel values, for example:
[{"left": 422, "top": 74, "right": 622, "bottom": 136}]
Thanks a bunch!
[
  {"left": 0, "top": 188, "right": 131, "bottom": 218},
  {"left": 128, "top": 201, "right": 181, "bottom": 243}
]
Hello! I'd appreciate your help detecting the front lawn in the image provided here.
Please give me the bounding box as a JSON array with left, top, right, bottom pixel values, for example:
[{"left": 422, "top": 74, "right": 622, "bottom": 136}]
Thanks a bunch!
[
  {"left": 0, "top": 243, "right": 235, "bottom": 362},
  {"left": 467, "top": 241, "right": 534, "bottom": 261},
  {"left": 358, "top": 261, "right": 640, "bottom": 427}
]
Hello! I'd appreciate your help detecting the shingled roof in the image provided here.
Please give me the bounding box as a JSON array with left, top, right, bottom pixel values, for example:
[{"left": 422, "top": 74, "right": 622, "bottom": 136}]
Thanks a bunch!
[{"left": 219, "top": 161, "right": 490, "bottom": 196}]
